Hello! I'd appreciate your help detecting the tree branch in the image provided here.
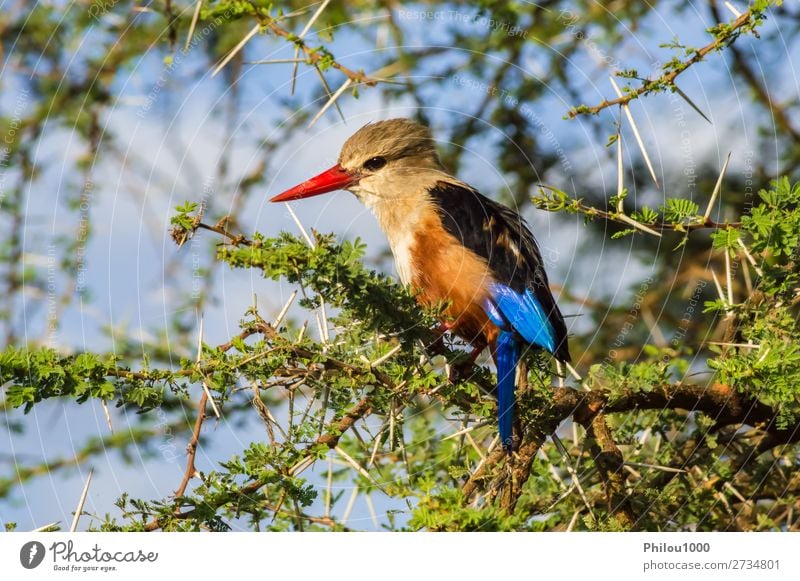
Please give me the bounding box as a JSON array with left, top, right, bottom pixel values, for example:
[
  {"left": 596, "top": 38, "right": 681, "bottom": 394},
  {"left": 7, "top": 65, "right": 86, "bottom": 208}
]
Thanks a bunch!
[
  {"left": 143, "top": 392, "right": 374, "bottom": 531},
  {"left": 463, "top": 381, "right": 798, "bottom": 514},
  {"left": 568, "top": 9, "right": 761, "bottom": 118},
  {"left": 173, "top": 390, "right": 207, "bottom": 502},
  {"left": 581, "top": 413, "right": 635, "bottom": 528}
]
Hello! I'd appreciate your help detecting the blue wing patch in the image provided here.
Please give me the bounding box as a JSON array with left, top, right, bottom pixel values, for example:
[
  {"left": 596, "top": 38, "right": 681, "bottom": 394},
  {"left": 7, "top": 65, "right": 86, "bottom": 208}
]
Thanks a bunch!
[{"left": 485, "top": 283, "right": 556, "bottom": 353}]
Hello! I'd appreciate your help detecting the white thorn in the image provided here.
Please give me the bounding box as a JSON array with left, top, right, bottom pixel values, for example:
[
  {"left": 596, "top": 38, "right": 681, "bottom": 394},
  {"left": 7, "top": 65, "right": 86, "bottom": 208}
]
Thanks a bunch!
[
  {"left": 31, "top": 521, "right": 60, "bottom": 532},
  {"left": 335, "top": 446, "right": 379, "bottom": 487},
  {"left": 273, "top": 290, "right": 298, "bottom": 328},
  {"left": 308, "top": 78, "right": 352, "bottom": 128},
  {"left": 618, "top": 213, "right": 662, "bottom": 238},
  {"left": 212, "top": 24, "right": 260, "bottom": 77},
  {"left": 286, "top": 204, "right": 315, "bottom": 247},
  {"left": 184, "top": 0, "right": 204, "bottom": 53},
  {"left": 710, "top": 269, "right": 729, "bottom": 311},
  {"left": 703, "top": 152, "right": 731, "bottom": 222},
  {"left": 564, "top": 361, "right": 583, "bottom": 381},
  {"left": 341, "top": 486, "right": 359, "bottom": 525},
  {"left": 70, "top": 469, "right": 94, "bottom": 532},
  {"left": 197, "top": 315, "right": 220, "bottom": 419},
  {"left": 725, "top": 247, "right": 734, "bottom": 307},
  {"left": 369, "top": 343, "right": 402, "bottom": 368},
  {"left": 737, "top": 238, "right": 764, "bottom": 277},
  {"left": 610, "top": 77, "right": 659, "bottom": 188},
  {"left": 724, "top": 2, "right": 743, "bottom": 18},
  {"left": 299, "top": 0, "right": 332, "bottom": 38}
]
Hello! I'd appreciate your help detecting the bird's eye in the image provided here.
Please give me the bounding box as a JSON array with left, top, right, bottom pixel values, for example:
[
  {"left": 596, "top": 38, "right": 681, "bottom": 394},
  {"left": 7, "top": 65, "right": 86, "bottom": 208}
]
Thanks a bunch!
[{"left": 363, "top": 156, "right": 387, "bottom": 171}]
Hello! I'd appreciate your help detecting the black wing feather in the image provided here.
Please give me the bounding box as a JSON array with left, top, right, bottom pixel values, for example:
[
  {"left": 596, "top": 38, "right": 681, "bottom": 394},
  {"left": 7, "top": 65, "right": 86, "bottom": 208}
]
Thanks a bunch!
[{"left": 428, "top": 181, "right": 570, "bottom": 362}]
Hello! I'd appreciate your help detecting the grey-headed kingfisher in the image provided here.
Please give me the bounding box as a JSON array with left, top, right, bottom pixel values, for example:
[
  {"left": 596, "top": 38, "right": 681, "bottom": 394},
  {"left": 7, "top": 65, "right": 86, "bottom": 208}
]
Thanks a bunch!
[{"left": 270, "top": 118, "right": 570, "bottom": 451}]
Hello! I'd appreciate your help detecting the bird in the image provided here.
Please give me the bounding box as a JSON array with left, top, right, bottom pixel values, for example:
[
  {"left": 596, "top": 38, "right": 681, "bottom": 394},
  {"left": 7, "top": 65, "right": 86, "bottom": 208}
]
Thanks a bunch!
[{"left": 270, "top": 118, "right": 570, "bottom": 451}]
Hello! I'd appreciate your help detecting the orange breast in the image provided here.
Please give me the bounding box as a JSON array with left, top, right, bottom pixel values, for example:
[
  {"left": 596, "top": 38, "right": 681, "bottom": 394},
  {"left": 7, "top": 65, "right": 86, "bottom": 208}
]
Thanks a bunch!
[{"left": 409, "top": 214, "right": 499, "bottom": 348}]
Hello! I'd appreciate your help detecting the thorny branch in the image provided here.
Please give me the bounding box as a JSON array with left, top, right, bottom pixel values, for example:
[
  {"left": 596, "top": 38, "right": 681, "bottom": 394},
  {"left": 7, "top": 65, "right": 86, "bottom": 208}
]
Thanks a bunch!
[
  {"left": 143, "top": 392, "right": 374, "bottom": 531},
  {"left": 162, "top": 220, "right": 800, "bottom": 530},
  {"left": 535, "top": 187, "right": 742, "bottom": 233},
  {"left": 568, "top": 10, "right": 762, "bottom": 118},
  {"left": 708, "top": 1, "right": 800, "bottom": 144},
  {"left": 463, "top": 381, "right": 800, "bottom": 526},
  {"left": 580, "top": 413, "right": 635, "bottom": 527}
]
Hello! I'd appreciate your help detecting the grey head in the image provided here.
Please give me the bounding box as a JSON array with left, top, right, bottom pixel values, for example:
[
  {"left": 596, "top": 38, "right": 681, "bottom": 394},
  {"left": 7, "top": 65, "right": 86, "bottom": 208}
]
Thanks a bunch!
[{"left": 337, "top": 119, "right": 449, "bottom": 203}]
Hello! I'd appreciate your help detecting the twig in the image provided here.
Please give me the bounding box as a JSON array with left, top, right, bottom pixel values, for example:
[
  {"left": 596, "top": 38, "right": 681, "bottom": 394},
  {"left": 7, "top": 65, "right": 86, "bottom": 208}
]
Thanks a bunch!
[
  {"left": 286, "top": 204, "right": 314, "bottom": 247},
  {"left": 174, "top": 388, "right": 207, "bottom": 501},
  {"left": 265, "top": 20, "right": 379, "bottom": 89},
  {"left": 252, "top": 382, "right": 276, "bottom": 445},
  {"left": 566, "top": 509, "right": 582, "bottom": 531},
  {"left": 462, "top": 436, "right": 501, "bottom": 498},
  {"left": 710, "top": 269, "right": 730, "bottom": 311},
  {"left": 314, "top": 64, "right": 346, "bottom": 122},
  {"left": 625, "top": 461, "right": 687, "bottom": 474},
  {"left": 174, "top": 319, "right": 216, "bottom": 502},
  {"left": 247, "top": 58, "right": 308, "bottom": 64},
  {"left": 370, "top": 343, "right": 402, "bottom": 367},
  {"left": 464, "top": 431, "right": 487, "bottom": 462},
  {"left": 291, "top": 0, "right": 332, "bottom": 94},
  {"left": 725, "top": 246, "right": 734, "bottom": 307},
  {"left": 196, "top": 222, "right": 252, "bottom": 246},
  {"left": 581, "top": 414, "right": 635, "bottom": 527},
  {"left": 536, "top": 186, "right": 739, "bottom": 232},
  {"left": 443, "top": 421, "right": 489, "bottom": 441},
  {"left": 569, "top": 10, "right": 760, "bottom": 117},
  {"left": 364, "top": 493, "right": 379, "bottom": 528},
  {"left": 552, "top": 434, "right": 595, "bottom": 519}
]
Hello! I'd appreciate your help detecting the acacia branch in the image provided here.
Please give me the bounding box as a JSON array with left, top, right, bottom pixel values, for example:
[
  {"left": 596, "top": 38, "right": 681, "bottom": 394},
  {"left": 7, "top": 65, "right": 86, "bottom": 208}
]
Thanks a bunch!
[
  {"left": 173, "top": 389, "right": 207, "bottom": 502},
  {"left": 143, "top": 393, "right": 373, "bottom": 531},
  {"left": 263, "top": 20, "right": 379, "bottom": 88},
  {"left": 581, "top": 413, "right": 635, "bottom": 527},
  {"left": 708, "top": 1, "right": 800, "bottom": 144},
  {"left": 463, "top": 381, "right": 798, "bottom": 517},
  {"left": 568, "top": 10, "right": 760, "bottom": 118},
  {"left": 535, "top": 190, "right": 742, "bottom": 232}
]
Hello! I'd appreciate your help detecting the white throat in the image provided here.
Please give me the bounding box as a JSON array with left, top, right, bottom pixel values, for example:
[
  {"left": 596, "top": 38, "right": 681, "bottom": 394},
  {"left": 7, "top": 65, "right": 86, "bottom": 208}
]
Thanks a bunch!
[{"left": 352, "top": 175, "right": 432, "bottom": 286}]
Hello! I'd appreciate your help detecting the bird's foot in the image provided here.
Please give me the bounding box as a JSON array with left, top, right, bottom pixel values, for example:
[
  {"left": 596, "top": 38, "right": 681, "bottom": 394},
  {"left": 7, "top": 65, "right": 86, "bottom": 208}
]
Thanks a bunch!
[
  {"left": 447, "top": 343, "right": 486, "bottom": 383},
  {"left": 448, "top": 357, "right": 473, "bottom": 383},
  {"left": 426, "top": 322, "right": 454, "bottom": 354}
]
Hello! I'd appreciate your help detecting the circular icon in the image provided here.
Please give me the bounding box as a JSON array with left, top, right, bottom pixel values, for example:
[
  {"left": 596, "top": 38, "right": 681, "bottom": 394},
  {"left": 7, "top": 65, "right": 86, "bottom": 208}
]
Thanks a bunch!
[{"left": 20, "top": 541, "right": 46, "bottom": 569}]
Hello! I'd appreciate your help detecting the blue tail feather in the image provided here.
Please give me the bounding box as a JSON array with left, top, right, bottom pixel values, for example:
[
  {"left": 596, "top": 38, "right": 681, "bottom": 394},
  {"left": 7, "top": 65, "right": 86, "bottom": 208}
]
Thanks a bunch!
[
  {"left": 485, "top": 283, "right": 559, "bottom": 452},
  {"left": 496, "top": 330, "right": 521, "bottom": 452}
]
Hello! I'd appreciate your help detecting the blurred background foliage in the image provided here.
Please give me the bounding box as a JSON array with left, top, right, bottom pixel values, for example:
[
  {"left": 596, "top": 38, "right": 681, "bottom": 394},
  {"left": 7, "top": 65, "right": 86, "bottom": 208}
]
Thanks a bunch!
[{"left": 0, "top": 0, "right": 798, "bottom": 531}]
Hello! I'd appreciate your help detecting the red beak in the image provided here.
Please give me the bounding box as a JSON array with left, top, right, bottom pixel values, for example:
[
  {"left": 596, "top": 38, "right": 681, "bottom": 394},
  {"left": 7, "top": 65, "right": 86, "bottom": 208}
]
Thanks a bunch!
[{"left": 269, "top": 164, "right": 358, "bottom": 203}]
